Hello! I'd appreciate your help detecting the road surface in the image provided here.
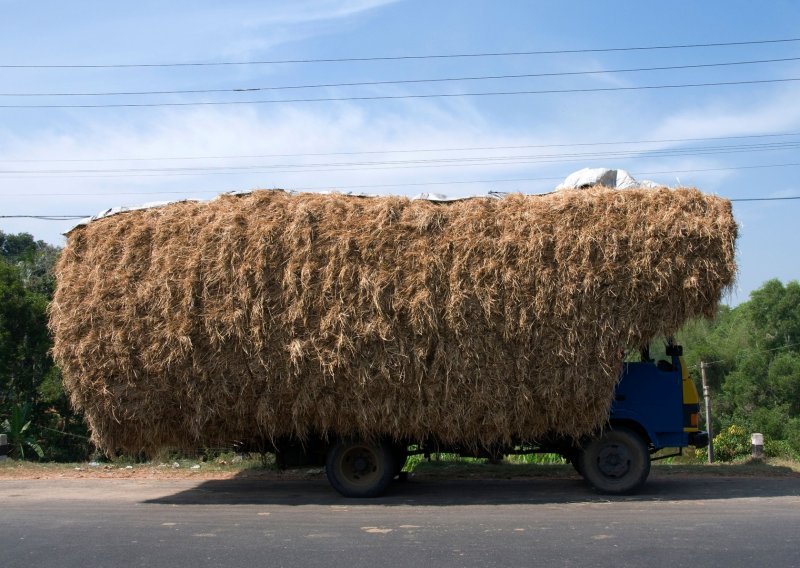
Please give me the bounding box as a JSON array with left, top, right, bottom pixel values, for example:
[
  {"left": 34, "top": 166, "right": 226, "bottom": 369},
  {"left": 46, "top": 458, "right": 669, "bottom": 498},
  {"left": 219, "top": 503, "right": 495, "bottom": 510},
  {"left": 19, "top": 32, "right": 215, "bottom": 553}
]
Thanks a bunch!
[{"left": 2, "top": 474, "right": 799, "bottom": 567}]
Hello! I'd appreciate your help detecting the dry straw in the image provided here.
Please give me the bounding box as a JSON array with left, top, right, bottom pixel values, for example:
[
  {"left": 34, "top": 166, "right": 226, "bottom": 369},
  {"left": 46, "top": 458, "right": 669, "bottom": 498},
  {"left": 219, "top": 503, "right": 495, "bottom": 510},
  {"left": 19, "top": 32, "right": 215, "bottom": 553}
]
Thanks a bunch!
[{"left": 50, "top": 187, "right": 737, "bottom": 455}]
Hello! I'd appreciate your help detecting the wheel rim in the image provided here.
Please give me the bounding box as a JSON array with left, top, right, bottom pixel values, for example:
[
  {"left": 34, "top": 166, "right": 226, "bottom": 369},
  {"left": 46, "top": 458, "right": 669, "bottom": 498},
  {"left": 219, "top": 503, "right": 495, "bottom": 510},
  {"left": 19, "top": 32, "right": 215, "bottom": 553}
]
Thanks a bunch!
[
  {"left": 596, "top": 442, "right": 631, "bottom": 478},
  {"left": 336, "top": 444, "right": 384, "bottom": 487}
]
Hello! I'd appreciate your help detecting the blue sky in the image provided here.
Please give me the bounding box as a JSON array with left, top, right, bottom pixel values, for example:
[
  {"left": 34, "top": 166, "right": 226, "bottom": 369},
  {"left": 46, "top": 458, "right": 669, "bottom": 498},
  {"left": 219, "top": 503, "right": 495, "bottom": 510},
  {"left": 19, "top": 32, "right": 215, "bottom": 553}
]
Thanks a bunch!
[{"left": 1, "top": 0, "right": 798, "bottom": 303}]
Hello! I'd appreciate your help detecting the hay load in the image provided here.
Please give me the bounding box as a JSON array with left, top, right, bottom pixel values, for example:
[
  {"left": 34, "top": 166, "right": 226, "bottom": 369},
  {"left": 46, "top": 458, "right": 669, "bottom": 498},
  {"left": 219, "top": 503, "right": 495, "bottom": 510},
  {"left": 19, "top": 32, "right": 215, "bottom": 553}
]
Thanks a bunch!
[{"left": 50, "top": 186, "right": 737, "bottom": 455}]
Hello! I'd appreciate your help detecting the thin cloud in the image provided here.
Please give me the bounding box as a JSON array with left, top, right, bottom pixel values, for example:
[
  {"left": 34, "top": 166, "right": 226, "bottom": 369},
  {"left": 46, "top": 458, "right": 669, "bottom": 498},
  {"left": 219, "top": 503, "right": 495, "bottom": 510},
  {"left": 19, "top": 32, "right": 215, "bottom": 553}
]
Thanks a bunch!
[
  {"left": 243, "top": 0, "right": 400, "bottom": 26},
  {"left": 649, "top": 85, "right": 800, "bottom": 140}
]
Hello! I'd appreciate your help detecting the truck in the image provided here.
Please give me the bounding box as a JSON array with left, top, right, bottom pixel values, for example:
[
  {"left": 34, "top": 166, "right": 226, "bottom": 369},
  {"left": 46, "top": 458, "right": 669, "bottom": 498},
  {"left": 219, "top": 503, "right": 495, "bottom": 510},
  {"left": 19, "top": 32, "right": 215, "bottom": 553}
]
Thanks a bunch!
[
  {"left": 272, "top": 339, "right": 707, "bottom": 497},
  {"left": 51, "top": 186, "right": 735, "bottom": 499}
]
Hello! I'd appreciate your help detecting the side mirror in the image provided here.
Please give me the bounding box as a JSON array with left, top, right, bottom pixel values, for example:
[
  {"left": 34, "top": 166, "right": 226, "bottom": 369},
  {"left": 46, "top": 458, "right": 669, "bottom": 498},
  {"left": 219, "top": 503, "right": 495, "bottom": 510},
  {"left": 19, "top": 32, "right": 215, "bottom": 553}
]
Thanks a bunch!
[{"left": 666, "top": 344, "right": 683, "bottom": 357}]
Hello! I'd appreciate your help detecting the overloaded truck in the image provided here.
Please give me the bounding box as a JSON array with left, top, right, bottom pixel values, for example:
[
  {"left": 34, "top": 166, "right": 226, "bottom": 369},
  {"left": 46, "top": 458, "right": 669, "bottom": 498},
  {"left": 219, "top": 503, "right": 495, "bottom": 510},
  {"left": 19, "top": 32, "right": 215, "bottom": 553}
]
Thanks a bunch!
[
  {"left": 50, "top": 177, "right": 736, "bottom": 497},
  {"left": 279, "top": 340, "right": 707, "bottom": 496}
]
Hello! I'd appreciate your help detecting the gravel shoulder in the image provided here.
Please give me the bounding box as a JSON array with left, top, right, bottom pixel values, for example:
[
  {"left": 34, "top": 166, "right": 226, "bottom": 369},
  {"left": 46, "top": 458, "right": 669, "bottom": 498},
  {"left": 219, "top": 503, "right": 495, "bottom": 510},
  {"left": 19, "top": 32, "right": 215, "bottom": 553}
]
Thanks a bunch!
[{"left": 1, "top": 457, "right": 797, "bottom": 481}]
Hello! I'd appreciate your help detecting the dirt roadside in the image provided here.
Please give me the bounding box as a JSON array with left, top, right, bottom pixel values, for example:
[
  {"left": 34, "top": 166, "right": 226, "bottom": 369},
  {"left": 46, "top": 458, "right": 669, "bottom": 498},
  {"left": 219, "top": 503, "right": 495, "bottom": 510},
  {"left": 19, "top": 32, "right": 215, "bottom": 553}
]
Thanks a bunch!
[
  {"left": 0, "top": 460, "right": 312, "bottom": 480},
  {"left": 1, "top": 458, "right": 797, "bottom": 481}
]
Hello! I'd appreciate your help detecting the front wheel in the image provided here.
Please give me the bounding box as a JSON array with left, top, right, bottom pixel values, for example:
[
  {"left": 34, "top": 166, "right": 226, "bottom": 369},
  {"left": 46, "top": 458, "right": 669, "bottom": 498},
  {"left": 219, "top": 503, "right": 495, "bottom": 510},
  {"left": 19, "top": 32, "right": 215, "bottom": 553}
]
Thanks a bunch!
[
  {"left": 578, "top": 427, "right": 650, "bottom": 495},
  {"left": 326, "top": 439, "right": 397, "bottom": 498}
]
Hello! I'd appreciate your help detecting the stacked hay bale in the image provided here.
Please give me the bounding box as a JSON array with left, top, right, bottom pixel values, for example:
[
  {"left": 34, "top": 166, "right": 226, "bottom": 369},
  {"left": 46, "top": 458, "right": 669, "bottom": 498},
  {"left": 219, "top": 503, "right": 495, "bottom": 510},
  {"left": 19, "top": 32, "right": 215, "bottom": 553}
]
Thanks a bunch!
[{"left": 50, "top": 187, "right": 737, "bottom": 455}]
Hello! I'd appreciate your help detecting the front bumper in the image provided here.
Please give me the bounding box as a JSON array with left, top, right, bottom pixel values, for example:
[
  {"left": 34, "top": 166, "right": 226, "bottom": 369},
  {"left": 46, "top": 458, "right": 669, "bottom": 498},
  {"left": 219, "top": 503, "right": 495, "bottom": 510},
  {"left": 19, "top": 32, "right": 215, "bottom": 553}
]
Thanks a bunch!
[{"left": 688, "top": 431, "right": 709, "bottom": 447}]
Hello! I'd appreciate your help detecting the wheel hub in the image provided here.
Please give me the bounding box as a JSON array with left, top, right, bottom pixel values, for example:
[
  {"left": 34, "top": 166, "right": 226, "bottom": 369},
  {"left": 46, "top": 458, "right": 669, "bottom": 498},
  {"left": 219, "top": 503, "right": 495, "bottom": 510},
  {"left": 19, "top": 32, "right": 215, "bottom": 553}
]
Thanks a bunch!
[
  {"left": 352, "top": 455, "right": 370, "bottom": 474},
  {"left": 597, "top": 443, "right": 631, "bottom": 478},
  {"left": 341, "top": 447, "right": 379, "bottom": 483}
]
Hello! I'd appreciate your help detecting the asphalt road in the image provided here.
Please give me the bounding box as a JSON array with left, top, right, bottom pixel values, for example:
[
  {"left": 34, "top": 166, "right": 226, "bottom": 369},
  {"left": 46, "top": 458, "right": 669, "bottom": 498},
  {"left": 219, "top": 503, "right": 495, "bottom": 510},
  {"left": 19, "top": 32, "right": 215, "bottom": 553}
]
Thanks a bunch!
[{"left": 2, "top": 474, "right": 799, "bottom": 568}]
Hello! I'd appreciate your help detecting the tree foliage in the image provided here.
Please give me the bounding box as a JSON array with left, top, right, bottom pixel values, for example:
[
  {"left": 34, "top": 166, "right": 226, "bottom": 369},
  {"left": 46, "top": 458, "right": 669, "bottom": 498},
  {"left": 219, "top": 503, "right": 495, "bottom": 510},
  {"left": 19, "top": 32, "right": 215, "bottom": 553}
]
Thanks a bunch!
[
  {"left": 0, "top": 232, "right": 90, "bottom": 461},
  {"left": 0, "top": 260, "right": 52, "bottom": 409},
  {"left": 1, "top": 402, "right": 44, "bottom": 459},
  {"left": 0, "top": 231, "right": 60, "bottom": 297},
  {"left": 679, "top": 279, "right": 800, "bottom": 457}
]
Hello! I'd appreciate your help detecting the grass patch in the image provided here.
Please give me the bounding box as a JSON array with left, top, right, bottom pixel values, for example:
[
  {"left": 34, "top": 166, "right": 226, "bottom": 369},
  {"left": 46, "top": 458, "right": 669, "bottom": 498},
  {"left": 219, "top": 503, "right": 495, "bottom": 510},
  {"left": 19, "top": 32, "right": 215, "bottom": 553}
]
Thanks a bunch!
[
  {"left": 404, "top": 452, "right": 573, "bottom": 479},
  {"left": 403, "top": 454, "right": 799, "bottom": 479},
  {"left": 407, "top": 459, "right": 576, "bottom": 479},
  {"left": 2, "top": 453, "right": 797, "bottom": 480}
]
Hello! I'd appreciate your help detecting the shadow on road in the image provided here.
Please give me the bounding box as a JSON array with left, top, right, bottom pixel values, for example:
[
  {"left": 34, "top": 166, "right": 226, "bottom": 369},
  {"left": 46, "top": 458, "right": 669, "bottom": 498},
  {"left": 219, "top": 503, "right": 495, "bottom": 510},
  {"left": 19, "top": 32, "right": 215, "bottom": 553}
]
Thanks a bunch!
[{"left": 145, "top": 471, "right": 800, "bottom": 506}]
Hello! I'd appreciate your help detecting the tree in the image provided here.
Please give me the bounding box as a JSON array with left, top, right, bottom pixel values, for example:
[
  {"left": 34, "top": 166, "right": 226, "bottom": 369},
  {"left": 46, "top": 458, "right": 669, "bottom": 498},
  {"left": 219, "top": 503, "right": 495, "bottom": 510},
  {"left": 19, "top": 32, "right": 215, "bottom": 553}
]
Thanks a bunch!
[
  {"left": 1, "top": 402, "right": 44, "bottom": 459},
  {"left": 680, "top": 278, "right": 800, "bottom": 458},
  {"left": 0, "top": 230, "right": 60, "bottom": 296},
  {"left": 748, "top": 279, "right": 800, "bottom": 351},
  {"left": 768, "top": 352, "right": 800, "bottom": 415},
  {"left": 0, "top": 261, "right": 52, "bottom": 409},
  {"left": 0, "top": 233, "right": 90, "bottom": 461}
]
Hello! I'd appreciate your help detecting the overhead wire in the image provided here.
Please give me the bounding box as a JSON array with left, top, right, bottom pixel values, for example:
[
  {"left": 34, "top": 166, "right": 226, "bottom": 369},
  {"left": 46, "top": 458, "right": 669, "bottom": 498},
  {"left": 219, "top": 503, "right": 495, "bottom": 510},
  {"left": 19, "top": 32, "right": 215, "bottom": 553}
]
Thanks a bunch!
[
  {"left": 3, "top": 131, "right": 800, "bottom": 163},
  {"left": 2, "top": 37, "right": 799, "bottom": 68},
  {"left": 3, "top": 163, "right": 800, "bottom": 195},
  {"left": 2, "top": 161, "right": 800, "bottom": 180},
  {"left": 692, "top": 341, "right": 800, "bottom": 368},
  {"left": 3, "top": 196, "right": 799, "bottom": 220},
  {"left": 3, "top": 56, "right": 799, "bottom": 97},
  {"left": 728, "top": 196, "right": 800, "bottom": 202},
  {"left": 2, "top": 40, "right": 799, "bottom": 210},
  {"left": 0, "top": 215, "right": 88, "bottom": 220},
  {"left": 2, "top": 140, "right": 799, "bottom": 177},
  {"left": 2, "top": 77, "right": 800, "bottom": 108}
]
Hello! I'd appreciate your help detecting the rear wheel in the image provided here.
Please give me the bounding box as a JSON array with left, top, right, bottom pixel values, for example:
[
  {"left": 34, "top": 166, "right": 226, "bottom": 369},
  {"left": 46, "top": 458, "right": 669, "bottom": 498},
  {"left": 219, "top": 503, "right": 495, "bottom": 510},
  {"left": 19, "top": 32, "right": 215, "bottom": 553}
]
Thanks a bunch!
[
  {"left": 325, "top": 439, "right": 397, "bottom": 498},
  {"left": 578, "top": 427, "right": 650, "bottom": 495}
]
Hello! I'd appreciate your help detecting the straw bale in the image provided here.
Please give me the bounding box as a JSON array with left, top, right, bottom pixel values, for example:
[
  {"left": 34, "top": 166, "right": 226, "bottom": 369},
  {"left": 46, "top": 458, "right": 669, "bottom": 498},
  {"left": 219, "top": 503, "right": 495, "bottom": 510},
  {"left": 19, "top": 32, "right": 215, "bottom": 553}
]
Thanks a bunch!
[{"left": 50, "top": 187, "right": 737, "bottom": 454}]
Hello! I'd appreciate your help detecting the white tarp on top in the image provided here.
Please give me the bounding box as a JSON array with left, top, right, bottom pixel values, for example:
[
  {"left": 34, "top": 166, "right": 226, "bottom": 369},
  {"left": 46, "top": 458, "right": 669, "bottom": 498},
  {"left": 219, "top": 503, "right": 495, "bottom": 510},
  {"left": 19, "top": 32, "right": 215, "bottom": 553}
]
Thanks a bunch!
[
  {"left": 68, "top": 200, "right": 199, "bottom": 232},
  {"left": 67, "top": 168, "right": 665, "bottom": 233},
  {"left": 66, "top": 189, "right": 502, "bottom": 233},
  {"left": 555, "top": 167, "right": 661, "bottom": 191}
]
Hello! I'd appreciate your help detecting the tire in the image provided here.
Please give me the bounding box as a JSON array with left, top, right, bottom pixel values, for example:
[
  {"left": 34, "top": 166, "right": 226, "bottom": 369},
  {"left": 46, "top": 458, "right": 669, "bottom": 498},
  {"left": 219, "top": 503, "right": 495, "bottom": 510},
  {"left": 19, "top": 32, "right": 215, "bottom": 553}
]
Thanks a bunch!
[
  {"left": 325, "top": 439, "right": 397, "bottom": 498},
  {"left": 577, "top": 427, "right": 650, "bottom": 495}
]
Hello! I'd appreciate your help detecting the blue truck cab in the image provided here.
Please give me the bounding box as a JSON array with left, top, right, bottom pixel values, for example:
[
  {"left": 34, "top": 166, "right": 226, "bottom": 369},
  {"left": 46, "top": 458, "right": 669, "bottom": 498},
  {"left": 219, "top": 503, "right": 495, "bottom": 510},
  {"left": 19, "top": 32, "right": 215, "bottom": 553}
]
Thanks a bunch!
[
  {"left": 612, "top": 344, "right": 706, "bottom": 449},
  {"left": 573, "top": 341, "right": 708, "bottom": 494}
]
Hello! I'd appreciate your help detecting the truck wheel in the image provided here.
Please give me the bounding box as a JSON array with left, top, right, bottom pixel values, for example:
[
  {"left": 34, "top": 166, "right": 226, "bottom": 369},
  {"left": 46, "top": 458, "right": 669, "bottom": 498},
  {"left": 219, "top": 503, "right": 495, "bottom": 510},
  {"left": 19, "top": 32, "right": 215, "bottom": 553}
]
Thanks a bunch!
[
  {"left": 578, "top": 427, "right": 650, "bottom": 495},
  {"left": 325, "top": 439, "right": 397, "bottom": 498}
]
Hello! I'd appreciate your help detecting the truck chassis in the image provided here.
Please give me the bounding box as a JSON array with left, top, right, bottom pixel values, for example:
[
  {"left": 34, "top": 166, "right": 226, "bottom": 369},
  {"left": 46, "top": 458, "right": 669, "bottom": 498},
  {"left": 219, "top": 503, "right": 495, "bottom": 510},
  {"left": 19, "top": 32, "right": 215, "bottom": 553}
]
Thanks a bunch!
[{"left": 266, "top": 344, "right": 706, "bottom": 497}]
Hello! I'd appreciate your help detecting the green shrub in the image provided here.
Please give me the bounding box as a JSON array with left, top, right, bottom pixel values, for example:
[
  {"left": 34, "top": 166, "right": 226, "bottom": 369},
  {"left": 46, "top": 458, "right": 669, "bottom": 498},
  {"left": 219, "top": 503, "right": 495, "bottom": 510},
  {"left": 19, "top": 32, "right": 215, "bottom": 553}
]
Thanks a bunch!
[
  {"left": 696, "top": 424, "right": 800, "bottom": 462},
  {"left": 695, "top": 424, "right": 749, "bottom": 462},
  {"left": 765, "top": 439, "right": 800, "bottom": 460}
]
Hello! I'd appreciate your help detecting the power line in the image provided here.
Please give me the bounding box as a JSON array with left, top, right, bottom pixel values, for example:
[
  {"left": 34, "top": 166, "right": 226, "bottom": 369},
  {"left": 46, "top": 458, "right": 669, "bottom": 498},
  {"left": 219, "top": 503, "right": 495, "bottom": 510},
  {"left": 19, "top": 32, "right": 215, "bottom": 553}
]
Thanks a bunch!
[
  {"left": 6, "top": 177, "right": 565, "bottom": 197},
  {"left": 3, "top": 196, "right": 799, "bottom": 220},
  {"left": 3, "top": 37, "right": 799, "bottom": 69},
  {"left": 0, "top": 215, "right": 88, "bottom": 220},
  {"left": 729, "top": 196, "right": 800, "bottom": 202},
  {"left": 4, "top": 131, "right": 800, "bottom": 164},
  {"left": 2, "top": 77, "right": 799, "bottom": 109},
  {"left": 2, "top": 159, "right": 800, "bottom": 180},
  {"left": 2, "top": 140, "right": 798, "bottom": 176},
  {"left": 643, "top": 163, "right": 800, "bottom": 175},
  {"left": 3, "top": 163, "right": 800, "bottom": 194},
  {"left": 694, "top": 341, "right": 800, "bottom": 368},
  {"left": 5, "top": 56, "right": 799, "bottom": 97}
]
